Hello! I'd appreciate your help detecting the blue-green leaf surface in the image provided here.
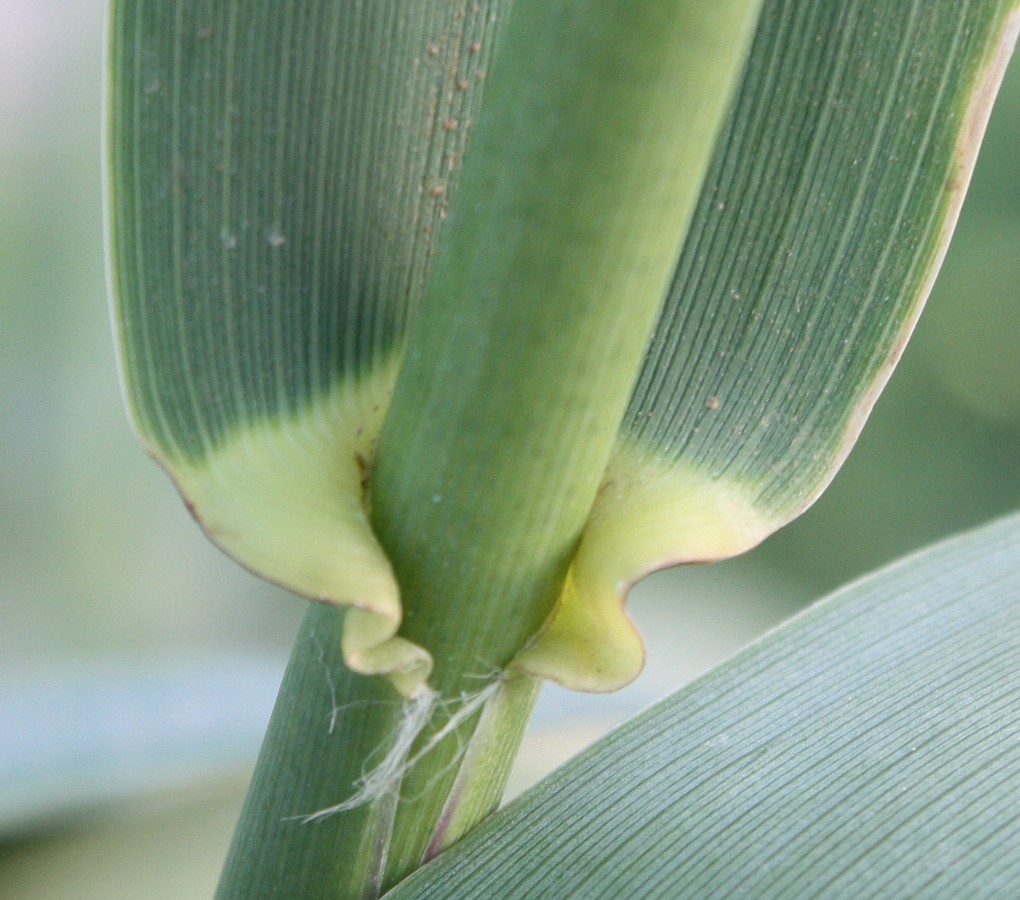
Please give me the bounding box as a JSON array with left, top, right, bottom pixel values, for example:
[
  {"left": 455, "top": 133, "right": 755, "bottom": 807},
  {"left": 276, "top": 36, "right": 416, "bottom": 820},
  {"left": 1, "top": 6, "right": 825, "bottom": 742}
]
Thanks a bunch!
[{"left": 389, "top": 511, "right": 1020, "bottom": 898}]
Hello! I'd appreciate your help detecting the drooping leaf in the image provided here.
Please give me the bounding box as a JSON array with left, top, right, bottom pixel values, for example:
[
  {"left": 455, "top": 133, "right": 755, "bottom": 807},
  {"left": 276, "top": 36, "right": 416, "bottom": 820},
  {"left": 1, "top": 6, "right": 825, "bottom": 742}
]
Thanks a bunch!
[
  {"left": 519, "top": 0, "right": 1020, "bottom": 690},
  {"left": 388, "top": 510, "right": 1020, "bottom": 898}
]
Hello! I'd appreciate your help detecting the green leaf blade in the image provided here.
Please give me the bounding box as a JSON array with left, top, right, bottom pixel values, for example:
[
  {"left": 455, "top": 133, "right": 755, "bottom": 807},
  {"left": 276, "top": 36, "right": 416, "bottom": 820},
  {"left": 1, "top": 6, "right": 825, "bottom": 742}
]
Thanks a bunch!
[
  {"left": 388, "top": 511, "right": 1020, "bottom": 898},
  {"left": 519, "top": 0, "right": 1020, "bottom": 691},
  {"left": 106, "top": 1, "right": 511, "bottom": 690},
  {"left": 625, "top": 0, "right": 1019, "bottom": 515},
  {"left": 108, "top": 1, "right": 502, "bottom": 454}
]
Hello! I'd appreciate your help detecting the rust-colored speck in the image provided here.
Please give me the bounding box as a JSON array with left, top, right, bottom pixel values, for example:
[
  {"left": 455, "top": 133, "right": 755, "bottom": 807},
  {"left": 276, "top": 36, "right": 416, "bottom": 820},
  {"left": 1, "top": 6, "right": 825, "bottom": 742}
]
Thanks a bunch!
[{"left": 355, "top": 453, "right": 371, "bottom": 494}]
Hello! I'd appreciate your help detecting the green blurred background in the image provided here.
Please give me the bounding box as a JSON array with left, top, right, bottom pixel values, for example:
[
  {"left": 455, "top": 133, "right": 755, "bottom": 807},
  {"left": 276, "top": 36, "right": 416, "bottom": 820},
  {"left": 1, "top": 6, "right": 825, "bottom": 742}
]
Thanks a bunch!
[{"left": 1, "top": 4, "right": 1018, "bottom": 897}]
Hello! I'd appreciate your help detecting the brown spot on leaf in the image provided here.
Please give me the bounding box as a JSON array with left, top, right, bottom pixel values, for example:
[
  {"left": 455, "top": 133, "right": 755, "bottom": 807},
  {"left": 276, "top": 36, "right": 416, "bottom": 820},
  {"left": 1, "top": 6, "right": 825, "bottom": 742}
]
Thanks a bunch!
[{"left": 355, "top": 453, "right": 371, "bottom": 494}]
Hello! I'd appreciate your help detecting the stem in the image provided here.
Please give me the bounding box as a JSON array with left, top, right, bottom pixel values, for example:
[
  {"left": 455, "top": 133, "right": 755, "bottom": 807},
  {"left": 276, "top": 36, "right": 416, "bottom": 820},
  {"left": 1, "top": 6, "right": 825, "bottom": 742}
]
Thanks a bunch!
[
  {"left": 216, "top": 604, "right": 539, "bottom": 899},
  {"left": 216, "top": 604, "right": 396, "bottom": 899},
  {"left": 371, "top": 0, "right": 764, "bottom": 694},
  {"left": 368, "top": 0, "right": 763, "bottom": 885},
  {"left": 425, "top": 670, "right": 540, "bottom": 858}
]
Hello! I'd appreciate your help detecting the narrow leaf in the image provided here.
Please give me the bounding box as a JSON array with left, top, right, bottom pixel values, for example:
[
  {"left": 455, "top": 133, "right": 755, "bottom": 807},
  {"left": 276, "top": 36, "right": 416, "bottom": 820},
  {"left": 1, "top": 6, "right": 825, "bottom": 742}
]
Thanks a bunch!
[{"left": 389, "top": 511, "right": 1020, "bottom": 898}]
